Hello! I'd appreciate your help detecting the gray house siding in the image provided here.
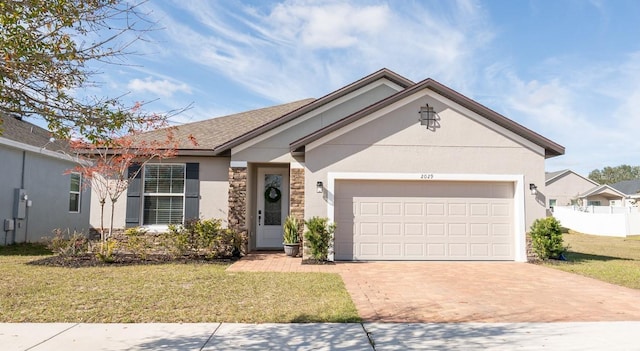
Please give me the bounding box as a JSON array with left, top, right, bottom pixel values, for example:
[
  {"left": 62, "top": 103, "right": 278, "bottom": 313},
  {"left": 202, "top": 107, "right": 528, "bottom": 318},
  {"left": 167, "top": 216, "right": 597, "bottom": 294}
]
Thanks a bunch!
[{"left": 0, "top": 144, "right": 91, "bottom": 245}]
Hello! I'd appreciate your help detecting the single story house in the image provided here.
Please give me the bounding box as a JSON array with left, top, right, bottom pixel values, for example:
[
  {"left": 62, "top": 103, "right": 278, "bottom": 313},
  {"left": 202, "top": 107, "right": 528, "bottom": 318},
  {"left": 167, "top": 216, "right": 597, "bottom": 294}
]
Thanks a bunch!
[
  {"left": 91, "top": 68, "right": 564, "bottom": 262},
  {"left": 610, "top": 180, "right": 640, "bottom": 206},
  {"left": 0, "top": 115, "right": 91, "bottom": 245},
  {"left": 577, "top": 184, "right": 628, "bottom": 207},
  {"left": 545, "top": 170, "right": 599, "bottom": 208}
]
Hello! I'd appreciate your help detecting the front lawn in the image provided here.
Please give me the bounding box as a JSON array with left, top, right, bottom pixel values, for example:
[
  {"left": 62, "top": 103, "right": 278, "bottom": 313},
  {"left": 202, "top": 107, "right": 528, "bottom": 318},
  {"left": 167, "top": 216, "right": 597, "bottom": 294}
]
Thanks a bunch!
[
  {"left": 543, "top": 232, "right": 640, "bottom": 289},
  {"left": 0, "top": 244, "right": 360, "bottom": 323}
]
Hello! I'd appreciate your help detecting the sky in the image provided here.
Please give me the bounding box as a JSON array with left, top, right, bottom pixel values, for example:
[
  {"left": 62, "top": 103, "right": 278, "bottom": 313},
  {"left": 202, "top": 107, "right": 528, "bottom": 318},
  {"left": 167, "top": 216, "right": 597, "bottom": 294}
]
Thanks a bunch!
[{"left": 88, "top": 0, "right": 640, "bottom": 176}]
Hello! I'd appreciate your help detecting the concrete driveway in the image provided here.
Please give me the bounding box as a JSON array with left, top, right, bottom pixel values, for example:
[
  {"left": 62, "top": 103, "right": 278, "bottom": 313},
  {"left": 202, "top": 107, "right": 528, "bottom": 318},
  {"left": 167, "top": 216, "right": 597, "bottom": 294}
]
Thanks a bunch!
[{"left": 228, "top": 254, "right": 640, "bottom": 323}]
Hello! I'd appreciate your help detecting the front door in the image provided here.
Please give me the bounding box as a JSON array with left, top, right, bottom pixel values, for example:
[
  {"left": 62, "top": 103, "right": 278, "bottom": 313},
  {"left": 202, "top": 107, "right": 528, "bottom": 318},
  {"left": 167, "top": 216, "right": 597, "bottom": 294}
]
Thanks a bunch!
[{"left": 256, "top": 167, "right": 289, "bottom": 248}]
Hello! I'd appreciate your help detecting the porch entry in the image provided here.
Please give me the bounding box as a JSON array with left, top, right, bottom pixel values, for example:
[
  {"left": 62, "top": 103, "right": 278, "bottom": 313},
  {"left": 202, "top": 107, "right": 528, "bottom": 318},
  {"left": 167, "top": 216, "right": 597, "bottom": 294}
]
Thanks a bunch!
[{"left": 256, "top": 167, "right": 290, "bottom": 248}]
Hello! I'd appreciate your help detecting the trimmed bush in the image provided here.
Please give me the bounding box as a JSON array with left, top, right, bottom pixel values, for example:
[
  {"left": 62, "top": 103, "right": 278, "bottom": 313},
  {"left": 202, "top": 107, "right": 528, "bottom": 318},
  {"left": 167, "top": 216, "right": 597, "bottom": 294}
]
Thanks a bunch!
[
  {"left": 165, "top": 218, "right": 241, "bottom": 258},
  {"left": 304, "top": 217, "right": 336, "bottom": 261},
  {"left": 530, "top": 217, "right": 567, "bottom": 260},
  {"left": 46, "top": 229, "right": 88, "bottom": 257}
]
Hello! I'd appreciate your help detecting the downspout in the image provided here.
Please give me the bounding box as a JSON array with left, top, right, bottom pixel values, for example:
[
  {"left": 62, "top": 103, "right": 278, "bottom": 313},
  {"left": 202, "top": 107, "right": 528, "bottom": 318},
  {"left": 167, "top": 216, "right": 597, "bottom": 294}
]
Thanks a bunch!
[{"left": 22, "top": 151, "right": 28, "bottom": 243}]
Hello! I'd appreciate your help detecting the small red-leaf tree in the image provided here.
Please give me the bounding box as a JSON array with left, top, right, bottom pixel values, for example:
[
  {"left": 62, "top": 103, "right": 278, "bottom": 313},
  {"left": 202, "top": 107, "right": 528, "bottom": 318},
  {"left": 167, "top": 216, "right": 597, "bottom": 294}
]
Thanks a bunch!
[{"left": 67, "top": 103, "right": 197, "bottom": 246}]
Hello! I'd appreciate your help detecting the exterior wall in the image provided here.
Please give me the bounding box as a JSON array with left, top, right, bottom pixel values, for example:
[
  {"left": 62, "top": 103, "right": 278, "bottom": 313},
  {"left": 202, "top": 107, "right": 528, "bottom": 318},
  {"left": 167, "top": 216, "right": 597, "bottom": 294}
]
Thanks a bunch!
[
  {"left": 585, "top": 195, "right": 615, "bottom": 206},
  {"left": 0, "top": 145, "right": 91, "bottom": 244},
  {"left": 228, "top": 166, "right": 248, "bottom": 252},
  {"left": 90, "top": 156, "right": 230, "bottom": 230},
  {"left": 304, "top": 95, "right": 547, "bottom": 232},
  {"left": 546, "top": 172, "right": 597, "bottom": 207},
  {"left": 232, "top": 83, "right": 400, "bottom": 163}
]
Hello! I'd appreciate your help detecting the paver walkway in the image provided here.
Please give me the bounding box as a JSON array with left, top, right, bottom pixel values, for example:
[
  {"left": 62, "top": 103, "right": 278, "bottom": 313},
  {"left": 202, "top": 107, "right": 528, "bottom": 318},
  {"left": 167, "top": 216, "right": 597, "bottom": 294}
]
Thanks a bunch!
[{"left": 227, "top": 252, "right": 640, "bottom": 323}]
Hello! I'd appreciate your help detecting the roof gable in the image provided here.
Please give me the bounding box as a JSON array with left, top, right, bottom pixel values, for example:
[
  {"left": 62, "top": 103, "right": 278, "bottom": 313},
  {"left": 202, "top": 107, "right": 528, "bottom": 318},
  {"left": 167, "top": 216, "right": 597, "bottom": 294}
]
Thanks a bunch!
[
  {"left": 580, "top": 184, "right": 627, "bottom": 198},
  {"left": 290, "top": 78, "right": 565, "bottom": 158},
  {"left": 545, "top": 169, "right": 599, "bottom": 186},
  {"left": 212, "top": 68, "right": 414, "bottom": 155}
]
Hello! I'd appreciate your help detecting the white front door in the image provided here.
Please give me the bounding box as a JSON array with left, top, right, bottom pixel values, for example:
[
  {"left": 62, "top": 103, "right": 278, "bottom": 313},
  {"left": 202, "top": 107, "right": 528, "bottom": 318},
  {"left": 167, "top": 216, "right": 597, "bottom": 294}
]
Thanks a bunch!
[{"left": 256, "top": 167, "right": 289, "bottom": 248}]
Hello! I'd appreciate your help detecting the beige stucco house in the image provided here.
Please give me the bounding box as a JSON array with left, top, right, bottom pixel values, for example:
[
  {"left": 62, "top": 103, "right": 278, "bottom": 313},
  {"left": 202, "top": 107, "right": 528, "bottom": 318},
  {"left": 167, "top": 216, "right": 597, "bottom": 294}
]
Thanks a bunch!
[
  {"left": 91, "top": 69, "right": 564, "bottom": 262},
  {"left": 545, "top": 170, "right": 634, "bottom": 208},
  {"left": 545, "top": 170, "right": 599, "bottom": 207}
]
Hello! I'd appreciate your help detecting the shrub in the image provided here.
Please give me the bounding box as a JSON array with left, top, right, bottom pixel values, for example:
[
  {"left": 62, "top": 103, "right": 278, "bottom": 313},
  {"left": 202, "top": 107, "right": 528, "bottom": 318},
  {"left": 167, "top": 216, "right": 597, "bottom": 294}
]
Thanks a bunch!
[
  {"left": 93, "top": 238, "right": 117, "bottom": 263},
  {"left": 122, "top": 227, "right": 152, "bottom": 259},
  {"left": 530, "top": 217, "right": 567, "bottom": 260},
  {"left": 164, "top": 218, "right": 241, "bottom": 258},
  {"left": 47, "top": 229, "right": 88, "bottom": 257},
  {"left": 304, "top": 217, "right": 336, "bottom": 261},
  {"left": 283, "top": 215, "right": 300, "bottom": 244}
]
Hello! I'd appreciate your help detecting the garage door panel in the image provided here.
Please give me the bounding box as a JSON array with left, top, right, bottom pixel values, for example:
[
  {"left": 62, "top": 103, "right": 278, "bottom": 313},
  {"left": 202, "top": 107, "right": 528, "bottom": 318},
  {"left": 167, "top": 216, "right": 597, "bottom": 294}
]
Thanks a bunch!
[
  {"left": 382, "top": 202, "right": 402, "bottom": 216},
  {"left": 449, "top": 244, "right": 468, "bottom": 256},
  {"left": 404, "top": 223, "right": 425, "bottom": 236},
  {"left": 334, "top": 180, "right": 514, "bottom": 261},
  {"left": 470, "top": 203, "right": 490, "bottom": 216},
  {"left": 360, "top": 202, "right": 380, "bottom": 216},
  {"left": 470, "top": 223, "right": 489, "bottom": 236},
  {"left": 404, "top": 243, "right": 425, "bottom": 256},
  {"left": 470, "top": 243, "right": 490, "bottom": 257},
  {"left": 405, "top": 203, "right": 425, "bottom": 216},
  {"left": 359, "top": 222, "right": 379, "bottom": 236}
]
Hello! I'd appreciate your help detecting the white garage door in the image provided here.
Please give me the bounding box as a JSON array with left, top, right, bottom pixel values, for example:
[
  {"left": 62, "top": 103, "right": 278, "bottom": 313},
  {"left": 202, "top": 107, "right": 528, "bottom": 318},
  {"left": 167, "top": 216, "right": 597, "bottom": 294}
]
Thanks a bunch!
[{"left": 334, "top": 180, "right": 514, "bottom": 261}]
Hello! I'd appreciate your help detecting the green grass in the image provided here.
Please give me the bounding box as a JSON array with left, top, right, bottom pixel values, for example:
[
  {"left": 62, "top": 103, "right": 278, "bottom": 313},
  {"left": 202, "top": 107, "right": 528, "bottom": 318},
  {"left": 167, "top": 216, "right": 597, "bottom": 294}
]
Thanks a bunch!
[
  {"left": 0, "top": 245, "right": 360, "bottom": 323},
  {"left": 543, "top": 232, "right": 640, "bottom": 289}
]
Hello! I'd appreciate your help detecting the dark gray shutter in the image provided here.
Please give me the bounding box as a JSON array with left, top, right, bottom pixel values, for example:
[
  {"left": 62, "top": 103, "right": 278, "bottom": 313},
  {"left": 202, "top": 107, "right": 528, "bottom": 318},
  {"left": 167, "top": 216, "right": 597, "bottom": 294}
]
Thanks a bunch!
[
  {"left": 184, "top": 163, "right": 200, "bottom": 221},
  {"left": 125, "top": 164, "right": 142, "bottom": 228}
]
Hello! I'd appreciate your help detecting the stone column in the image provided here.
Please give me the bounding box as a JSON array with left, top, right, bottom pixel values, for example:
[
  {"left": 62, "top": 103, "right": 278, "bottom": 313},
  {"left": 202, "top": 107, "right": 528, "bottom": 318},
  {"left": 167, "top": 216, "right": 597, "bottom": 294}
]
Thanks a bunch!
[
  {"left": 228, "top": 167, "right": 248, "bottom": 253},
  {"left": 289, "top": 168, "right": 305, "bottom": 257}
]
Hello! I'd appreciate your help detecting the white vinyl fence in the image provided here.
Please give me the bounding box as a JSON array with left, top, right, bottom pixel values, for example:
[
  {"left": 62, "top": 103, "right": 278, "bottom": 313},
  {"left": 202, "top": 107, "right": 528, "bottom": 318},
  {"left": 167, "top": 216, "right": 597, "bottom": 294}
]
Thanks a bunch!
[{"left": 552, "top": 206, "right": 640, "bottom": 237}]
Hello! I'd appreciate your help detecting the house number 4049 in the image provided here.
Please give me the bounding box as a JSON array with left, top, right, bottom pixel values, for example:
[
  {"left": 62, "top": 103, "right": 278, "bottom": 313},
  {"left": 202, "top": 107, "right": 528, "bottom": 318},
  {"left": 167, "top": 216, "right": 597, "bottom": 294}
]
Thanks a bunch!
[{"left": 420, "top": 173, "right": 434, "bottom": 180}]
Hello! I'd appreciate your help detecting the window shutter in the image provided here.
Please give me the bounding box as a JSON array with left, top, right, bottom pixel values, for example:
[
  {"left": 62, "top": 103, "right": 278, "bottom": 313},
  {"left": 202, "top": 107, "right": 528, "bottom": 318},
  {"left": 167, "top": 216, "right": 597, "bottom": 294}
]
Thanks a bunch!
[
  {"left": 184, "top": 163, "right": 200, "bottom": 221},
  {"left": 125, "top": 164, "right": 142, "bottom": 228}
]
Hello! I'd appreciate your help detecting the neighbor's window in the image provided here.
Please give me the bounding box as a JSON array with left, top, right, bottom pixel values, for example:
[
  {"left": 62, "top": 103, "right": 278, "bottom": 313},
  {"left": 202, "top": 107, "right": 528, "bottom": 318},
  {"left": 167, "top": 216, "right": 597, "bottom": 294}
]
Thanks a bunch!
[
  {"left": 69, "top": 173, "right": 81, "bottom": 212},
  {"left": 549, "top": 199, "right": 557, "bottom": 207},
  {"left": 587, "top": 200, "right": 601, "bottom": 206},
  {"left": 143, "top": 164, "right": 185, "bottom": 225}
]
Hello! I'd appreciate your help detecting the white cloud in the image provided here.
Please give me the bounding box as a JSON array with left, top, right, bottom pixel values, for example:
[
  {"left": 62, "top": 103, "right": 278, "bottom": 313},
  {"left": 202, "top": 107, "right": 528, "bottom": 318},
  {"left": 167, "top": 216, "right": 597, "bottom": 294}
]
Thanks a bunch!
[
  {"left": 142, "top": 0, "right": 494, "bottom": 102},
  {"left": 127, "top": 77, "right": 192, "bottom": 98}
]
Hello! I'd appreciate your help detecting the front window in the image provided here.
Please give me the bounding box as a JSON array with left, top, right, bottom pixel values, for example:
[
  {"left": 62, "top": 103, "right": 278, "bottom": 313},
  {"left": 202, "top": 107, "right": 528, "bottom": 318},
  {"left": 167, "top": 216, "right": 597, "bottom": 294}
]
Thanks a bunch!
[
  {"left": 587, "top": 200, "right": 601, "bottom": 206},
  {"left": 69, "top": 173, "right": 81, "bottom": 212},
  {"left": 549, "top": 199, "right": 557, "bottom": 207},
  {"left": 143, "top": 164, "right": 185, "bottom": 225}
]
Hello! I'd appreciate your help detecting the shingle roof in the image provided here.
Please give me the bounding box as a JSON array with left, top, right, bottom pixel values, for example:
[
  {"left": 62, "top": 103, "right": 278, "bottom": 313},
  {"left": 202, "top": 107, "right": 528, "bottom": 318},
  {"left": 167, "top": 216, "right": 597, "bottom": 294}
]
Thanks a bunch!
[
  {"left": 545, "top": 170, "right": 568, "bottom": 181},
  {"left": 136, "top": 98, "right": 315, "bottom": 150},
  {"left": 610, "top": 179, "right": 640, "bottom": 195},
  {"left": 0, "top": 115, "right": 68, "bottom": 152}
]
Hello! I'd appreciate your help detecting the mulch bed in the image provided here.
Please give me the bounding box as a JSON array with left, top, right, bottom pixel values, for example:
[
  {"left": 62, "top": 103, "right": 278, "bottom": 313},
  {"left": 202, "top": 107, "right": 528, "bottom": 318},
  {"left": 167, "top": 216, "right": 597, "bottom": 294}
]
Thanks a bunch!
[
  {"left": 301, "top": 259, "right": 335, "bottom": 265},
  {"left": 28, "top": 253, "right": 238, "bottom": 268}
]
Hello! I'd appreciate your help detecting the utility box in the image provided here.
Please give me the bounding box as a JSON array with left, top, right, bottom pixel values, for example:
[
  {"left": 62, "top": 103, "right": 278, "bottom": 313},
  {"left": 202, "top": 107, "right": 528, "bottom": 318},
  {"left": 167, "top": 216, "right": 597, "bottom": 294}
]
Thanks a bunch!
[
  {"left": 14, "top": 188, "right": 27, "bottom": 219},
  {"left": 4, "top": 219, "right": 14, "bottom": 231}
]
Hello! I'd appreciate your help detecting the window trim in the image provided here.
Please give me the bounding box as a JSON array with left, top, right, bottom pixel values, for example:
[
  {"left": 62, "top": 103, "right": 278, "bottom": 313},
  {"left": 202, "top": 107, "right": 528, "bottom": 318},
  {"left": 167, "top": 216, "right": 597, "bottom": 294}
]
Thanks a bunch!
[
  {"left": 141, "top": 163, "right": 186, "bottom": 226},
  {"left": 69, "top": 172, "right": 81, "bottom": 213}
]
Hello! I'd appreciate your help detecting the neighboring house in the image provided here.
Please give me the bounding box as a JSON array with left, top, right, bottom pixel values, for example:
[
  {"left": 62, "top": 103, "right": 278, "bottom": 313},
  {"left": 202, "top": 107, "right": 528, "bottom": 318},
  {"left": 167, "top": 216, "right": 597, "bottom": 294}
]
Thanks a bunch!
[
  {"left": 0, "top": 115, "right": 91, "bottom": 245},
  {"left": 610, "top": 179, "right": 640, "bottom": 206},
  {"left": 91, "top": 68, "right": 564, "bottom": 262},
  {"left": 577, "top": 184, "right": 627, "bottom": 207},
  {"left": 545, "top": 170, "right": 599, "bottom": 208}
]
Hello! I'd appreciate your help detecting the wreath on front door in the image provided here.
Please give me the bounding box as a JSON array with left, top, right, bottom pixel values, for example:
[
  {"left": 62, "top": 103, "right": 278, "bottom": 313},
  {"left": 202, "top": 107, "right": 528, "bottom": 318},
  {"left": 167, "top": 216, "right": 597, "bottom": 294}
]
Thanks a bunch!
[{"left": 264, "top": 186, "right": 282, "bottom": 203}]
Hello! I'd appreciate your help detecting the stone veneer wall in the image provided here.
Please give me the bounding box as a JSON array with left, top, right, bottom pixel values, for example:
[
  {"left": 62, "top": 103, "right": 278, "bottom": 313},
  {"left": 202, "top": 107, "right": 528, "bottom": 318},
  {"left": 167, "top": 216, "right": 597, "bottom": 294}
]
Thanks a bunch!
[
  {"left": 228, "top": 167, "right": 248, "bottom": 254},
  {"left": 289, "top": 168, "right": 305, "bottom": 257}
]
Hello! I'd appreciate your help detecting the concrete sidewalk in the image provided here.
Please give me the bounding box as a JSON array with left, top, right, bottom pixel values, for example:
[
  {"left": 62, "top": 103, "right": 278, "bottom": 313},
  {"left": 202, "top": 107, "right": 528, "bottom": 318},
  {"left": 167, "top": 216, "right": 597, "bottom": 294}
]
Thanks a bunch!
[{"left": 2, "top": 322, "right": 639, "bottom": 350}]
